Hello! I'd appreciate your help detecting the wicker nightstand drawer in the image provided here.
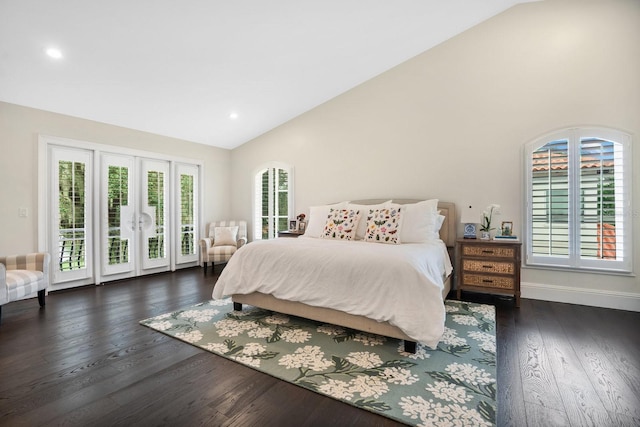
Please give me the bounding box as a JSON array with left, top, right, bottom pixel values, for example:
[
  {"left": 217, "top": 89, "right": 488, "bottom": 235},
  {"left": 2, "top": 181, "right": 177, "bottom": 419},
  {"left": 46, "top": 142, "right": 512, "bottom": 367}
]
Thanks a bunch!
[
  {"left": 462, "top": 259, "right": 515, "bottom": 275},
  {"left": 462, "top": 274, "right": 514, "bottom": 290},
  {"left": 462, "top": 245, "right": 516, "bottom": 259},
  {"left": 455, "top": 238, "right": 522, "bottom": 307}
]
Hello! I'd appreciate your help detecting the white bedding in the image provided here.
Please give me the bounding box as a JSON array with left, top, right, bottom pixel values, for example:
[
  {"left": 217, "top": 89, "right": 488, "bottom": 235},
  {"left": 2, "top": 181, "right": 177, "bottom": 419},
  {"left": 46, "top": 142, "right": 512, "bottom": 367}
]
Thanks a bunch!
[{"left": 212, "top": 236, "right": 453, "bottom": 348}]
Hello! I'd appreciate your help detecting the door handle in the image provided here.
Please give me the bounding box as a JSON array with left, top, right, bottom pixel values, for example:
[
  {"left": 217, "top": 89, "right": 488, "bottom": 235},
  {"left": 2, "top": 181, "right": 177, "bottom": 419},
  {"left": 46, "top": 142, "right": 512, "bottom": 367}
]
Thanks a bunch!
[{"left": 138, "top": 212, "right": 154, "bottom": 231}]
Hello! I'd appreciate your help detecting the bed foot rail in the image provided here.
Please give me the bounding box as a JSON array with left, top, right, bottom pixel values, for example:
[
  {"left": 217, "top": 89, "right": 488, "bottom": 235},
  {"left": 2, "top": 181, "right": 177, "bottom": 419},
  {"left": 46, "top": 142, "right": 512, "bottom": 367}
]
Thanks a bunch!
[
  {"left": 233, "top": 302, "right": 242, "bottom": 311},
  {"left": 404, "top": 340, "right": 417, "bottom": 354}
]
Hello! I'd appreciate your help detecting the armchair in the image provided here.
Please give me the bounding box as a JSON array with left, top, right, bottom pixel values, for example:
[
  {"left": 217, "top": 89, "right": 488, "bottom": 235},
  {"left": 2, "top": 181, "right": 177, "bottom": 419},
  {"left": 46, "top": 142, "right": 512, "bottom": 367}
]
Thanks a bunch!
[
  {"left": 0, "top": 252, "right": 50, "bottom": 324},
  {"left": 199, "top": 221, "right": 247, "bottom": 274}
]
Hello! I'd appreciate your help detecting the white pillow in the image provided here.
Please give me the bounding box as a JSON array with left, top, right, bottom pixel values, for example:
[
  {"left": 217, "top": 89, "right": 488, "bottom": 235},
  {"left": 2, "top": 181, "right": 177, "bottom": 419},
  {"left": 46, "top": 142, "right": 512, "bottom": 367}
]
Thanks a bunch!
[
  {"left": 398, "top": 199, "right": 440, "bottom": 243},
  {"left": 348, "top": 200, "right": 392, "bottom": 240},
  {"left": 213, "top": 226, "right": 239, "bottom": 247},
  {"left": 305, "top": 202, "right": 348, "bottom": 238},
  {"left": 430, "top": 214, "right": 446, "bottom": 240}
]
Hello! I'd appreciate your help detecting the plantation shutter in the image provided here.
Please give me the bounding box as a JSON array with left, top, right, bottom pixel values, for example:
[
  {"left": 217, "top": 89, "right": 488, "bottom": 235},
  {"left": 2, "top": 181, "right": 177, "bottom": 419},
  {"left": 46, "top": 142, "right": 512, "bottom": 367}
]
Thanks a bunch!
[
  {"left": 276, "top": 168, "right": 289, "bottom": 234},
  {"left": 579, "top": 137, "right": 626, "bottom": 264},
  {"left": 531, "top": 139, "right": 569, "bottom": 260}
]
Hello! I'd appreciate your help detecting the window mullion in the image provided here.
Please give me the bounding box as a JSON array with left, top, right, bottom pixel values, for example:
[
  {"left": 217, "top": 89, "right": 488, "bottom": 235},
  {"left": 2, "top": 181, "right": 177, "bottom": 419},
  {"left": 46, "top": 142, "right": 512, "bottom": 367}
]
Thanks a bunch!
[
  {"left": 268, "top": 168, "right": 274, "bottom": 239},
  {"left": 569, "top": 130, "right": 581, "bottom": 268},
  {"left": 274, "top": 168, "right": 280, "bottom": 237}
]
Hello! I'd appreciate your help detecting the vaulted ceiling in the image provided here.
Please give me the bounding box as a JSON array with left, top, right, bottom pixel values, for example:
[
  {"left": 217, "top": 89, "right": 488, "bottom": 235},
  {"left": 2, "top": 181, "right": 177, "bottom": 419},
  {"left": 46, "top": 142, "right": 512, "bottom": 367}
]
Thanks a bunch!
[{"left": 0, "top": 0, "right": 532, "bottom": 149}]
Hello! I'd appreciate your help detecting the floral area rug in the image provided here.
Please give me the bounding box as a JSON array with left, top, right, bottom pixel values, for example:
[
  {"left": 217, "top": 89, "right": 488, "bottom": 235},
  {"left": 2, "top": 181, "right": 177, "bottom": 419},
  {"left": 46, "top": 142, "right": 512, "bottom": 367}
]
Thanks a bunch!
[{"left": 140, "top": 299, "right": 497, "bottom": 426}]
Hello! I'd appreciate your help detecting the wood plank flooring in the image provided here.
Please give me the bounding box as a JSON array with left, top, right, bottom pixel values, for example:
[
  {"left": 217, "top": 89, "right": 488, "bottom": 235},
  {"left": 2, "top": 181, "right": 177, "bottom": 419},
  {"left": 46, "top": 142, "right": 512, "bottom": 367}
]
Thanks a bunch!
[{"left": 1, "top": 267, "right": 638, "bottom": 426}]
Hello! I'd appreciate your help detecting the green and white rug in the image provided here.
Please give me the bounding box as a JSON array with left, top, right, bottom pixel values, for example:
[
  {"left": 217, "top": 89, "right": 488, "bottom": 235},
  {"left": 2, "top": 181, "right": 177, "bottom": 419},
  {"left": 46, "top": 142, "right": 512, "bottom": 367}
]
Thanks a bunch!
[{"left": 140, "top": 299, "right": 497, "bottom": 426}]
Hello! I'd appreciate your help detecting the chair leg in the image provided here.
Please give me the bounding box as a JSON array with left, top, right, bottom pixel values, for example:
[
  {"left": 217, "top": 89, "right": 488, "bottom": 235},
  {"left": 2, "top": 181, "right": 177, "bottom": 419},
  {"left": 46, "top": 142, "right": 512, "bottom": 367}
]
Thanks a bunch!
[
  {"left": 38, "top": 289, "right": 46, "bottom": 307},
  {"left": 0, "top": 305, "right": 2, "bottom": 325},
  {"left": 203, "top": 262, "right": 208, "bottom": 275}
]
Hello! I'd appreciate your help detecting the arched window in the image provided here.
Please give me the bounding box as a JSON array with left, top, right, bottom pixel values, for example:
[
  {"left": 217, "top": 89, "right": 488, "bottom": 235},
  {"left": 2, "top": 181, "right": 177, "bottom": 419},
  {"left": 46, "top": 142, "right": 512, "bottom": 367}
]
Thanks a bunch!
[
  {"left": 524, "top": 127, "right": 632, "bottom": 273},
  {"left": 253, "top": 163, "right": 294, "bottom": 240}
]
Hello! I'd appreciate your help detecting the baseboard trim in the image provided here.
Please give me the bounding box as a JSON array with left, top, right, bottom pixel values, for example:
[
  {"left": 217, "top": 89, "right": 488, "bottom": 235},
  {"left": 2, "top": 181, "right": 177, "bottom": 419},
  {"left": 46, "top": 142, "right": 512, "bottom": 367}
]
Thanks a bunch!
[{"left": 522, "top": 282, "right": 640, "bottom": 312}]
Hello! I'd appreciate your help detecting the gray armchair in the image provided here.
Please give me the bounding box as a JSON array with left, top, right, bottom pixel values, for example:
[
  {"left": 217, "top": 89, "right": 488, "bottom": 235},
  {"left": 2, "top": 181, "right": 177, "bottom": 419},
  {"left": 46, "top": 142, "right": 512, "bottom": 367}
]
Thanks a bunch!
[
  {"left": 0, "top": 252, "right": 50, "bottom": 324},
  {"left": 199, "top": 221, "right": 247, "bottom": 274}
]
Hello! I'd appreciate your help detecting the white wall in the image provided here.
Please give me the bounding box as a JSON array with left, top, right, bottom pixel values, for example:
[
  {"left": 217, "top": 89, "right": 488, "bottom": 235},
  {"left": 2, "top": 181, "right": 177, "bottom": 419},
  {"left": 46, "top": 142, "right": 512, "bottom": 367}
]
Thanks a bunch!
[
  {"left": 230, "top": 0, "right": 640, "bottom": 309},
  {"left": 0, "top": 101, "right": 232, "bottom": 255}
]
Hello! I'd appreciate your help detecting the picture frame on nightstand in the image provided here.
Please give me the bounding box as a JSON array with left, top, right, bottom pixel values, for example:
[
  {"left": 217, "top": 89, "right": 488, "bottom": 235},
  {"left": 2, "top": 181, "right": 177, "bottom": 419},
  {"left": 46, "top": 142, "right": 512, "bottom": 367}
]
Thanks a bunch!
[
  {"left": 501, "top": 221, "right": 513, "bottom": 236},
  {"left": 495, "top": 221, "right": 518, "bottom": 240},
  {"left": 289, "top": 220, "right": 297, "bottom": 231}
]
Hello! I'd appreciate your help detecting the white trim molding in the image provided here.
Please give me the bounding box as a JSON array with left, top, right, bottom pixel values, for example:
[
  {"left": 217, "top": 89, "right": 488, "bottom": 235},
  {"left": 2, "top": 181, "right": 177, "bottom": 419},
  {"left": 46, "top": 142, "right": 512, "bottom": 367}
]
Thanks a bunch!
[{"left": 522, "top": 281, "right": 640, "bottom": 312}]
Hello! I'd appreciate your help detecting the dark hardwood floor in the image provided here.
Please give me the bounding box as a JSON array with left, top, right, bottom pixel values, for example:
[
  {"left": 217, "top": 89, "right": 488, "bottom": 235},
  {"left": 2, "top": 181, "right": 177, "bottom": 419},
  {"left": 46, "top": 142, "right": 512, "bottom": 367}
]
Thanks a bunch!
[{"left": 1, "top": 267, "right": 638, "bottom": 426}]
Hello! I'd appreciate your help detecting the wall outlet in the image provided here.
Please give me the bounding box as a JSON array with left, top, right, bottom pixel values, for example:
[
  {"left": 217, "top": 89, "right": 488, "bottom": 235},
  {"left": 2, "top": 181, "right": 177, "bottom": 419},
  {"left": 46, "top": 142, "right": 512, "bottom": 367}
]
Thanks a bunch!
[{"left": 18, "top": 207, "right": 28, "bottom": 217}]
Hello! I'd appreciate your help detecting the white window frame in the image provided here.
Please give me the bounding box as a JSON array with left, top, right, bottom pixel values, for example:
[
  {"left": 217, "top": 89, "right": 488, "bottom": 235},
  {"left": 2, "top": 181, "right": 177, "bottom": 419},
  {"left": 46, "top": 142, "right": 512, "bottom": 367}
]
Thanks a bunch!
[
  {"left": 524, "top": 127, "right": 633, "bottom": 274},
  {"left": 253, "top": 162, "right": 294, "bottom": 240}
]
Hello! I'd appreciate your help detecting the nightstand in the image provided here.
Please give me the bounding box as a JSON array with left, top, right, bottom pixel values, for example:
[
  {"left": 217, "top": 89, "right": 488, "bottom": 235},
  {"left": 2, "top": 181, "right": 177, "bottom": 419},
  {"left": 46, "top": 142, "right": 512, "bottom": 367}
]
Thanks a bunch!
[
  {"left": 277, "top": 231, "right": 304, "bottom": 238},
  {"left": 455, "top": 238, "right": 522, "bottom": 307}
]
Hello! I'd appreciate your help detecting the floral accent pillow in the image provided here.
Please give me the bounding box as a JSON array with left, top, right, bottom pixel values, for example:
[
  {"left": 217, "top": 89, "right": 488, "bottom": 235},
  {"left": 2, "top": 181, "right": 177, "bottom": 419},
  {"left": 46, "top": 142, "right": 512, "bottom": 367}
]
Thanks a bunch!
[
  {"left": 364, "top": 207, "right": 402, "bottom": 244},
  {"left": 321, "top": 209, "right": 361, "bottom": 240}
]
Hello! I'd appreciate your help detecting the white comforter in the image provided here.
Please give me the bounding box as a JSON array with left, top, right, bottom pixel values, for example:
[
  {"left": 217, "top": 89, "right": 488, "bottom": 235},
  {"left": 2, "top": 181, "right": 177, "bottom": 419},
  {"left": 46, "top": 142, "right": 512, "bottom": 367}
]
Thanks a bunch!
[{"left": 212, "top": 236, "right": 453, "bottom": 348}]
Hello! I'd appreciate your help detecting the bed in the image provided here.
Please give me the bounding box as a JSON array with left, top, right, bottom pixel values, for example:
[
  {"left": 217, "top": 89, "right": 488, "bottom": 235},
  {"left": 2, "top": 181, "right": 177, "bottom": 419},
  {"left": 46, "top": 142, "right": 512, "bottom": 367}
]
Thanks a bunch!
[{"left": 212, "top": 199, "right": 456, "bottom": 352}]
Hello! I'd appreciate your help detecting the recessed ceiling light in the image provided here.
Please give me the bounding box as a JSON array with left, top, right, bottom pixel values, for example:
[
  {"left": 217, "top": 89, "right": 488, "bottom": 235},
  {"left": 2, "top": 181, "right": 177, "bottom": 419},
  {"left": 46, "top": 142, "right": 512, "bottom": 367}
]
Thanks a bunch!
[
  {"left": 229, "top": 112, "right": 239, "bottom": 119},
  {"left": 45, "top": 47, "right": 63, "bottom": 59}
]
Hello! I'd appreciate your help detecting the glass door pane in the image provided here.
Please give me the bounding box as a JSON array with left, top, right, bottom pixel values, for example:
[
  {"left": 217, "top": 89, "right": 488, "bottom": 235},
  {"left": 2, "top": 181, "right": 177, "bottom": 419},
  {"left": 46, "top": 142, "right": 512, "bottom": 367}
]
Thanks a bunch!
[
  {"left": 140, "top": 158, "right": 170, "bottom": 271},
  {"left": 101, "top": 154, "right": 135, "bottom": 277}
]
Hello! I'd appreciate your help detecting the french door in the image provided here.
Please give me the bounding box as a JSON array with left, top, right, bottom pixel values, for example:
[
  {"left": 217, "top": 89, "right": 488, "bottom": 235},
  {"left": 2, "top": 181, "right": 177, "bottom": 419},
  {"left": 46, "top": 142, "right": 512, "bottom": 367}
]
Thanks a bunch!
[
  {"left": 46, "top": 141, "right": 200, "bottom": 289},
  {"left": 101, "top": 154, "right": 171, "bottom": 281},
  {"left": 175, "top": 163, "right": 199, "bottom": 265},
  {"left": 51, "top": 146, "right": 94, "bottom": 285}
]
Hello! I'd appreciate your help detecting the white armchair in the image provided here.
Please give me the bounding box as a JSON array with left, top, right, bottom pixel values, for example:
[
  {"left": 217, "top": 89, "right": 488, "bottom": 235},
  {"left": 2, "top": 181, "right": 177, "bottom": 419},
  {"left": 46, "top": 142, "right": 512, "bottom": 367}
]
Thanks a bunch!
[
  {"left": 0, "top": 252, "right": 50, "bottom": 324},
  {"left": 199, "top": 221, "right": 247, "bottom": 274}
]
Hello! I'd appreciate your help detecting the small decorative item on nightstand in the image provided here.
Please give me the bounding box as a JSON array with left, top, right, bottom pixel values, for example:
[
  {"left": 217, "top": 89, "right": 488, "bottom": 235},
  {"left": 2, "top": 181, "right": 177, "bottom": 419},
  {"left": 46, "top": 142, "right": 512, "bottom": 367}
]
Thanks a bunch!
[
  {"left": 296, "top": 213, "right": 306, "bottom": 233},
  {"left": 460, "top": 205, "right": 478, "bottom": 239},
  {"left": 495, "top": 221, "right": 518, "bottom": 240},
  {"left": 479, "top": 204, "right": 500, "bottom": 240}
]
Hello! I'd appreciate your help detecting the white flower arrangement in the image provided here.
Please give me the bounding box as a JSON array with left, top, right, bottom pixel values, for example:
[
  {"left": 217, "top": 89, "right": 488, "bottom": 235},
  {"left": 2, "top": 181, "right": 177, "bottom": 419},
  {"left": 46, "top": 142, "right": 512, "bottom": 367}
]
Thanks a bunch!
[{"left": 480, "top": 204, "right": 500, "bottom": 232}]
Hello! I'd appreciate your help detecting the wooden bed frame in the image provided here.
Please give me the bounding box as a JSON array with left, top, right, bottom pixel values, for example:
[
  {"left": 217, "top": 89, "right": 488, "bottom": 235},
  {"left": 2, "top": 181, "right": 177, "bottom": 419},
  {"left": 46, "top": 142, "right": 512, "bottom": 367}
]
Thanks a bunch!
[{"left": 232, "top": 199, "right": 457, "bottom": 353}]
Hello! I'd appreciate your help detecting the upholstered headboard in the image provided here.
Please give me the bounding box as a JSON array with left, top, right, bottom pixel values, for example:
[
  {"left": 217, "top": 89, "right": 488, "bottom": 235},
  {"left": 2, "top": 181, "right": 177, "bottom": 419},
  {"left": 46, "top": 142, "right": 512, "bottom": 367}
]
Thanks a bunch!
[{"left": 347, "top": 199, "right": 457, "bottom": 247}]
